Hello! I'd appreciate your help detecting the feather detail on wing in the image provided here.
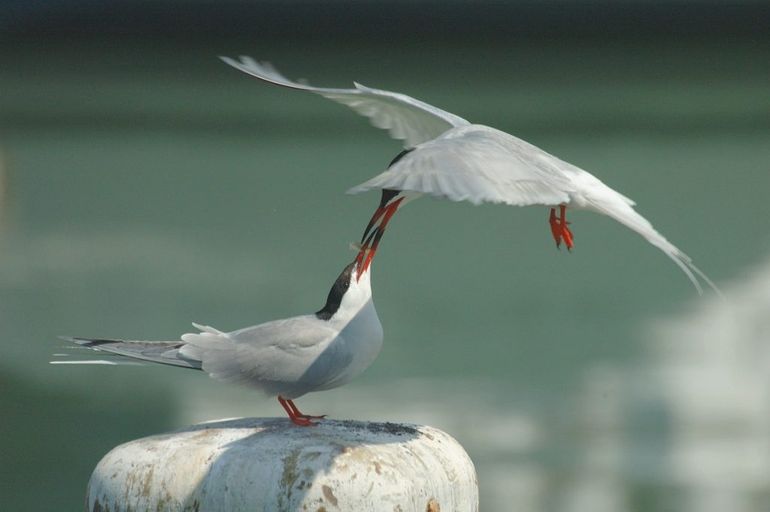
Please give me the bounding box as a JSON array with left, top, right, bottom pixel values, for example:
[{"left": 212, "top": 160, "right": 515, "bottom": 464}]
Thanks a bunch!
[
  {"left": 348, "top": 125, "right": 575, "bottom": 206},
  {"left": 179, "top": 318, "right": 339, "bottom": 391},
  {"left": 219, "top": 56, "right": 470, "bottom": 148}
]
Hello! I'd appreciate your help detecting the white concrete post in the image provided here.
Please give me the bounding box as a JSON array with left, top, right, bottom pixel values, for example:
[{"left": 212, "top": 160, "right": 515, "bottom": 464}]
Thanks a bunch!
[{"left": 86, "top": 418, "right": 478, "bottom": 511}]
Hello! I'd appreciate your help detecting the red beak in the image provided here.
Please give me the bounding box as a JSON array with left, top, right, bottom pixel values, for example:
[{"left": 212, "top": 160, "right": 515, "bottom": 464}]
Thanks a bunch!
[
  {"left": 355, "top": 198, "right": 403, "bottom": 280},
  {"left": 360, "top": 205, "right": 386, "bottom": 244}
]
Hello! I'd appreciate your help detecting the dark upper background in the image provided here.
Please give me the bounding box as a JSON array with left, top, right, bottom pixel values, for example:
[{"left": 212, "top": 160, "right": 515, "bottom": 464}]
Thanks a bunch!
[{"left": 3, "top": 1, "right": 770, "bottom": 42}]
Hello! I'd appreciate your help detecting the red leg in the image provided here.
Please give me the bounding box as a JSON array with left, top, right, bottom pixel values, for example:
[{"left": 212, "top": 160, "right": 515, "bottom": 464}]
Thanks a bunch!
[
  {"left": 559, "top": 205, "right": 574, "bottom": 251},
  {"left": 277, "top": 396, "right": 320, "bottom": 427},
  {"left": 286, "top": 399, "right": 326, "bottom": 421},
  {"left": 549, "top": 207, "right": 563, "bottom": 248},
  {"left": 548, "top": 205, "right": 575, "bottom": 251}
]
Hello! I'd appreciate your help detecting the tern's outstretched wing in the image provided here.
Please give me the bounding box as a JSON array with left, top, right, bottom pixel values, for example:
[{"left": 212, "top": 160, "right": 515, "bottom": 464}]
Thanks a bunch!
[
  {"left": 348, "top": 125, "right": 577, "bottom": 206},
  {"left": 349, "top": 125, "right": 720, "bottom": 295},
  {"left": 220, "top": 56, "right": 470, "bottom": 148}
]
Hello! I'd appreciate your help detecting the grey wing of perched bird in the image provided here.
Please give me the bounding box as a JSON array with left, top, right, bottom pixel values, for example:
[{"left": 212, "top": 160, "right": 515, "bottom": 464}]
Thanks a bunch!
[
  {"left": 56, "top": 319, "right": 347, "bottom": 398},
  {"left": 57, "top": 337, "right": 201, "bottom": 368},
  {"left": 178, "top": 320, "right": 349, "bottom": 398}
]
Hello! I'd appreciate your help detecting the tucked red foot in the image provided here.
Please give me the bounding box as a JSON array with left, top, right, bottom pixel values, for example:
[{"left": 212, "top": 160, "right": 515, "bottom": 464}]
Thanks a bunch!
[
  {"left": 278, "top": 396, "right": 325, "bottom": 427},
  {"left": 548, "top": 205, "right": 574, "bottom": 250}
]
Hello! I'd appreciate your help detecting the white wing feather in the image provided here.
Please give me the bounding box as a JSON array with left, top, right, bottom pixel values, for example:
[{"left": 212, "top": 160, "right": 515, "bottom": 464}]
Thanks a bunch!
[
  {"left": 220, "top": 56, "right": 470, "bottom": 148},
  {"left": 349, "top": 125, "right": 575, "bottom": 206}
]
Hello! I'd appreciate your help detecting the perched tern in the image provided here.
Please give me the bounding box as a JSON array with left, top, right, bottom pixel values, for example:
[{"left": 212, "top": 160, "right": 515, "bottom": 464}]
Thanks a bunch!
[
  {"left": 57, "top": 254, "right": 382, "bottom": 426},
  {"left": 221, "top": 56, "right": 718, "bottom": 294}
]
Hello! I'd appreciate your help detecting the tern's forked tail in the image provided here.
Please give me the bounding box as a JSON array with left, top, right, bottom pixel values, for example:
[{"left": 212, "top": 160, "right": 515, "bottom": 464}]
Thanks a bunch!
[{"left": 589, "top": 199, "right": 721, "bottom": 296}]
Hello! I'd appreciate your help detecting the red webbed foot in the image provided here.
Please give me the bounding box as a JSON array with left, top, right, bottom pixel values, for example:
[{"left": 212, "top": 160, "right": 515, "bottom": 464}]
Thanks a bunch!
[
  {"left": 278, "top": 396, "right": 324, "bottom": 427},
  {"left": 548, "top": 205, "right": 574, "bottom": 251}
]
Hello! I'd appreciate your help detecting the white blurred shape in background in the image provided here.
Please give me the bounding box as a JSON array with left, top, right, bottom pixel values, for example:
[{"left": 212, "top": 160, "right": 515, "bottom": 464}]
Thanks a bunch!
[{"left": 567, "top": 257, "right": 770, "bottom": 512}]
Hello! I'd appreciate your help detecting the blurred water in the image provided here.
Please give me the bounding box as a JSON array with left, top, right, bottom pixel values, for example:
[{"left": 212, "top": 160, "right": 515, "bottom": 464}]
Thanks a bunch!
[{"left": 1, "top": 40, "right": 769, "bottom": 510}]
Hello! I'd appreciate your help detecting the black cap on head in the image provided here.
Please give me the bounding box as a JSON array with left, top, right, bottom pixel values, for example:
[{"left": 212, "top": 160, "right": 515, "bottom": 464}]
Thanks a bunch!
[{"left": 315, "top": 260, "right": 356, "bottom": 321}]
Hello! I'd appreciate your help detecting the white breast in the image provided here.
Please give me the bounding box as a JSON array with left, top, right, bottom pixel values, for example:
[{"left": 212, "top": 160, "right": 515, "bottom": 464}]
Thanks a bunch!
[{"left": 313, "top": 298, "right": 383, "bottom": 392}]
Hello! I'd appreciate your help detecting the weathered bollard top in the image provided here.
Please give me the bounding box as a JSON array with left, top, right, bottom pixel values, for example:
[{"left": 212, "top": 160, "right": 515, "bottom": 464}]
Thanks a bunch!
[{"left": 87, "top": 417, "right": 478, "bottom": 512}]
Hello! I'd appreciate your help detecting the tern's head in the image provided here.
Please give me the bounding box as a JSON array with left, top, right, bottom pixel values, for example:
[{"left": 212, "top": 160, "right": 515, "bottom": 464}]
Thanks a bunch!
[{"left": 315, "top": 259, "right": 372, "bottom": 321}]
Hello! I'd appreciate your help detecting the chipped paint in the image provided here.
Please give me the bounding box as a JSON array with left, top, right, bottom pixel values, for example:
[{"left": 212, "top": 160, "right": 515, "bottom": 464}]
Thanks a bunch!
[{"left": 321, "top": 485, "right": 338, "bottom": 507}]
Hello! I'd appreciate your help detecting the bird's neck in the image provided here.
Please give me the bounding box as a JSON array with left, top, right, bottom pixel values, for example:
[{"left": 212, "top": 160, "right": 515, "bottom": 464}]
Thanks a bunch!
[{"left": 325, "top": 273, "right": 374, "bottom": 328}]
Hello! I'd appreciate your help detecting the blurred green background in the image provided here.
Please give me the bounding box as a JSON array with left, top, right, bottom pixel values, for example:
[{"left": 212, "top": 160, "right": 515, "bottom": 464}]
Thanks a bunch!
[{"left": 1, "top": 1, "right": 769, "bottom": 510}]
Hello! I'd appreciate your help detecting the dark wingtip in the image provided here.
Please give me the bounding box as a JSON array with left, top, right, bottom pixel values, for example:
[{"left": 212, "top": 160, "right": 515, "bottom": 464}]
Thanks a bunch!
[{"left": 60, "top": 336, "right": 123, "bottom": 347}]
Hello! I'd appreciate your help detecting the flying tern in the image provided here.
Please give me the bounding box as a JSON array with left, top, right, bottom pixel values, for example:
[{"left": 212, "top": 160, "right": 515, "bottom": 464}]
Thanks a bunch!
[
  {"left": 56, "top": 251, "right": 383, "bottom": 426},
  {"left": 221, "top": 56, "right": 718, "bottom": 294}
]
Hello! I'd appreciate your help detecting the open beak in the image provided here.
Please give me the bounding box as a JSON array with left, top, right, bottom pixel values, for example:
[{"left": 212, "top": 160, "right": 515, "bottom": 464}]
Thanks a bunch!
[
  {"left": 355, "top": 198, "right": 403, "bottom": 280},
  {"left": 360, "top": 205, "right": 386, "bottom": 244}
]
